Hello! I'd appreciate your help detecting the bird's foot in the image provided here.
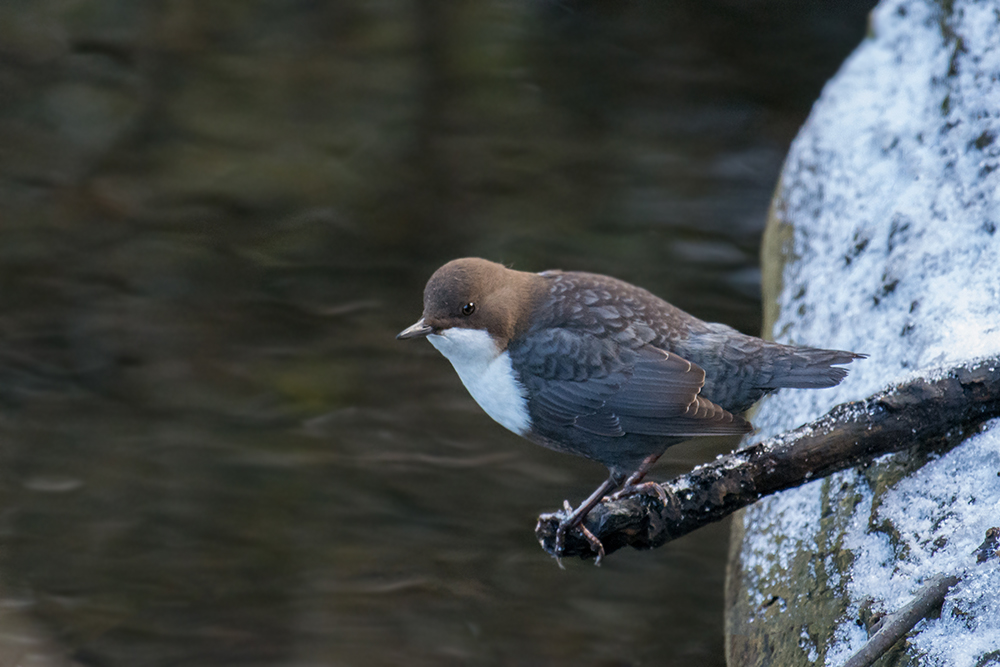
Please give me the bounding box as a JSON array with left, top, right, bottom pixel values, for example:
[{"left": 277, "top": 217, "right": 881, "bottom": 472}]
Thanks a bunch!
[
  {"left": 538, "top": 475, "right": 621, "bottom": 565},
  {"left": 538, "top": 499, "right": 607, "bottom": 565},
  {"left": 569, "top": 520, "right": 606, "bottom": 565}
]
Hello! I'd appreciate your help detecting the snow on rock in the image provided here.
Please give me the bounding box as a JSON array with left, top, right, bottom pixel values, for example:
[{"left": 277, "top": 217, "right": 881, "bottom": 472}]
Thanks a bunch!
[{"left": 727, "top": 0, "right": 1000, "bottom": 665}]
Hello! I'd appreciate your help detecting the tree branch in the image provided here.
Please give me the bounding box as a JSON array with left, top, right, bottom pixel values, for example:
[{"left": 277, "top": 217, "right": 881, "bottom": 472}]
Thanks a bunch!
[{"left": 536, "top": 358, "right": 1000, "bottom": 560}]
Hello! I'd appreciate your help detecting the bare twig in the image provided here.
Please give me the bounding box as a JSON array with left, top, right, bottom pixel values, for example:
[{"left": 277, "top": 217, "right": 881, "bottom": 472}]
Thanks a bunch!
[
  {"left": 536, "top": 358, "right": 1000, "bottom": 559},
  {"left": 839, "top": 527, "right": 998, "bottom": 667},
  {"left": 840, "top": 574, "right": 960, "bottom": 667}
]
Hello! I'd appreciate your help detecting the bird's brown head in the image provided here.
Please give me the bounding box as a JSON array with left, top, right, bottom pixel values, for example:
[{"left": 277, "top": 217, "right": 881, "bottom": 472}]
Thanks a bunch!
[{"left": 396, "top": 258, "right": 543, "bottom": 347}]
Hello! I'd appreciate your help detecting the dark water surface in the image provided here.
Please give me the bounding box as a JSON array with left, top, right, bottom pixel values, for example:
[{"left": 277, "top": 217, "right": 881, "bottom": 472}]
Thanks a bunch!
[{"left": 0, "top": 2, "right": 873, "bottom": 665}]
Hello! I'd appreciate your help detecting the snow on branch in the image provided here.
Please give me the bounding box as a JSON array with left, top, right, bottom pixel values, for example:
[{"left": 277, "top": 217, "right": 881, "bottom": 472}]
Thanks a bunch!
[{"left": 536, "top": 358, "right": 1000, "bottom": 560}]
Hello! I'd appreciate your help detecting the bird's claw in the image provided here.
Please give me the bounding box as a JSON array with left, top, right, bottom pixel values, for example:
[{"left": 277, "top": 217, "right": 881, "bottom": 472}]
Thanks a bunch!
[
  {"left": 574, "top": 521, "right": 605, "bottom": 565},
  {"left": 538, "top": 501, "right": 606, "bottom": 565}
]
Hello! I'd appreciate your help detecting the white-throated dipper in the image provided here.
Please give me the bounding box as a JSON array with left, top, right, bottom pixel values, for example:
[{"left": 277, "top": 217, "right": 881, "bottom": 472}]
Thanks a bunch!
[{"left": 398, "top": 258, "right": 864, "bottom": 561}]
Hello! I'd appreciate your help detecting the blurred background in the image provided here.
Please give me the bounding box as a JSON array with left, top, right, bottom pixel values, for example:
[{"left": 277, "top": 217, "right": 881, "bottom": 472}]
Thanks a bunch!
[{"left": 1, "top": 1, "right": 875, "bottom": 665}]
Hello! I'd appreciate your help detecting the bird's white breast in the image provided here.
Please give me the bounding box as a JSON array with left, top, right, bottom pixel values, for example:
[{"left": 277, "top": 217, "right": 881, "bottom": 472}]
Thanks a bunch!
[{"left": 427, "top": 328, "right": 531, "bottom": 436}]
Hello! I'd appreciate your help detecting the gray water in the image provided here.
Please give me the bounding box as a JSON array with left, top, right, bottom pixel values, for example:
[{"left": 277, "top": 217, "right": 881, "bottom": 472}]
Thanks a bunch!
[{"left": 0, "top": 2, "right": 873, "bottom": 665}]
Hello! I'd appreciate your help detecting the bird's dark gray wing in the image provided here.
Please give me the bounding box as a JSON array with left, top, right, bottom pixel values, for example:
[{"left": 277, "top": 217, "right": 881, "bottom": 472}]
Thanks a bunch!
[{"left": 510, "top": 329, "right": 750, "bottom": 438}]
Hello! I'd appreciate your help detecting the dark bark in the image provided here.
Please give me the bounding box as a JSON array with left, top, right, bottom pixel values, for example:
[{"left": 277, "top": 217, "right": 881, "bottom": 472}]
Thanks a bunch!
[{"left": 536, "top": 358, "right": 1000, "bottom": 560}]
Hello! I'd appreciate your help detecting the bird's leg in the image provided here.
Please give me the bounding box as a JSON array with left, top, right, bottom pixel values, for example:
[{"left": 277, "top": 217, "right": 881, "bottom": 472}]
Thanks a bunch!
[
  {"left": 539, "top": 473, "right": 623, "bottom": 564},
  {"left": 608, "top": 453, "right": 668, "bottom": 504}
]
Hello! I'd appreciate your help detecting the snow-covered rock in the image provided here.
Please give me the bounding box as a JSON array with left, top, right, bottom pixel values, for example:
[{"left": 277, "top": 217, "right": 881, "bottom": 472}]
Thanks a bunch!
[{"left": 725, "top": 0, "right": 1000, "bottom": 665}]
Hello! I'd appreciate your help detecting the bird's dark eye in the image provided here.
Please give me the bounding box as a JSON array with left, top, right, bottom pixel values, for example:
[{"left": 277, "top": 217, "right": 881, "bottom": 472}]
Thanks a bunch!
[{"left": 461, "top": 302, "right": 476, "bottom": 316}]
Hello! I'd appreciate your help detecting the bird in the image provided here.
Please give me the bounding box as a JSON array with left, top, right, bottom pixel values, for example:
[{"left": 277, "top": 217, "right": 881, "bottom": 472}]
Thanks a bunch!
[{"left": 397, "top": 258, "right": 864, "bottom": 561}]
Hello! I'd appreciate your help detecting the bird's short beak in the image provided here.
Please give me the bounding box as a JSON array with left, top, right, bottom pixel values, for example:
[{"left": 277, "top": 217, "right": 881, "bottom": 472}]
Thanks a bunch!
[{"left": 397, "top": 318, "right": 434, "bottom": 340}]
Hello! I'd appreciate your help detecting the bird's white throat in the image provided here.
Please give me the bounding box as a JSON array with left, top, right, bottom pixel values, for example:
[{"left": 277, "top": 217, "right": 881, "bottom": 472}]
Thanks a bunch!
[{"left": 427, "top": 328, "right": 531, "bottom": 435}]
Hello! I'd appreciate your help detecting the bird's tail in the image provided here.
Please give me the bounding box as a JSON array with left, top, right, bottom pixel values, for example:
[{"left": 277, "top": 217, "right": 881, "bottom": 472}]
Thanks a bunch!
[{"left": 759, "top": 345, "right": 866, "bottom": 390}]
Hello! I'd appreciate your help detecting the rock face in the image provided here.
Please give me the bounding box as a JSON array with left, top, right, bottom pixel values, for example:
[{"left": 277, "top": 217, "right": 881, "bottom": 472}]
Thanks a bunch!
[{"left": 725, "top": 1, "right": 1000, "bottom": 665}]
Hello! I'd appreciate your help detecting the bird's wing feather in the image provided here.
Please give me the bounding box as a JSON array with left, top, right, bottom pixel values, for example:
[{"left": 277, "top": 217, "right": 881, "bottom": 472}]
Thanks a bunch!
[{"left": 510, "top": 329, "right": 750, "bottom": 438}]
